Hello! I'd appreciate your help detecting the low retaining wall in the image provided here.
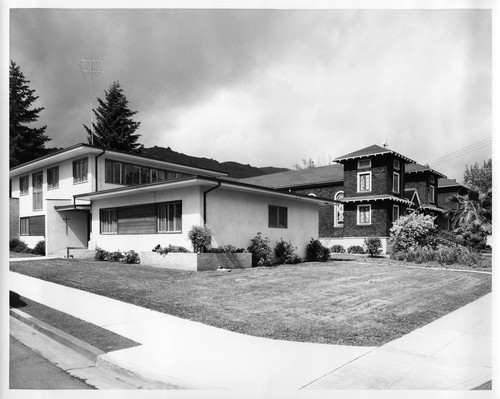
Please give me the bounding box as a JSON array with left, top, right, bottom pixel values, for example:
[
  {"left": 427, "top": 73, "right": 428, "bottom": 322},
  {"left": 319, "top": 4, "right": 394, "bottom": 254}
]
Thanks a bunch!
[
  {"left": 140, "top": 252, "right": 252, "bottom": 271},
  {"left": 67, "top": 248, "right": 95, "bottom": 259}
]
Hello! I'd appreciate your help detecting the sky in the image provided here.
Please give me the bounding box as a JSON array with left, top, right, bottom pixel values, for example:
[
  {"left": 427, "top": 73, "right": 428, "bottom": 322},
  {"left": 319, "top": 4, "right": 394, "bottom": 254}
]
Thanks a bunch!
[{"left": 7, "top": 5, "right": 492, "bottom": 181}]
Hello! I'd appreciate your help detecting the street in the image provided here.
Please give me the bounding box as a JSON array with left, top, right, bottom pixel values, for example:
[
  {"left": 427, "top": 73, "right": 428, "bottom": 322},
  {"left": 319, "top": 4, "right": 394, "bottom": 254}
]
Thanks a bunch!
[{"left": 9, "top": 335, "right": 93, "bottom": 390}]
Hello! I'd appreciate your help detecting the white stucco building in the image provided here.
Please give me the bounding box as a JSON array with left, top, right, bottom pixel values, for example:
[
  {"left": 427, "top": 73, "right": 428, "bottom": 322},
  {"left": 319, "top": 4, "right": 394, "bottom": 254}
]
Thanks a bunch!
[{"left": 9, "top": 144, "right": 333, "bottom": 258}]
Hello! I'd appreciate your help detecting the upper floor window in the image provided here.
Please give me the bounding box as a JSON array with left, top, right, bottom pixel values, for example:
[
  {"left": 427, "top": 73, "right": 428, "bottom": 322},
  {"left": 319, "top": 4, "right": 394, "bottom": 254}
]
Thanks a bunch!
[
  {"left": 157, "top": 201, "right": 182, "bottom": 232},
  {"left": 393, "top": 171, "right": 400, "bottom": 193},
  {"left": 105, "top": 160, "right": 123, "bottom": 184},
  {"left": 393, "top": 159, "right": 400, "bottom": 170},
  {"left": 429, "top": 185, "right": 435, "bottom": 204},
  {"left": 47, "top": 166, "right": 59, "bottom": 190},
  {"left": 20, "top": 175, "right": 29, "bottom": 195},
  {"left": 357, "top": 171, "right": 372, "bottom": 192},
  {"left": 334, "top": 191, "right": 344, "bottom": 227},
  {"left": 73, "top": 158, "right": 88, "bottom": 184},
  {"left": 357, "top": 204, "right": 371, "bottom": 225},
  {"left": 32, "top": 171, "right": 43, "bottom": 211},
  {"left": 358, "top": 159, "right": 371, "bottom": 169},
  {"left": 269, "top": 205, "right": 288, "bottom": 228},
  {"left": 430, "top": 175, "right": 436, "bottom": 185}
]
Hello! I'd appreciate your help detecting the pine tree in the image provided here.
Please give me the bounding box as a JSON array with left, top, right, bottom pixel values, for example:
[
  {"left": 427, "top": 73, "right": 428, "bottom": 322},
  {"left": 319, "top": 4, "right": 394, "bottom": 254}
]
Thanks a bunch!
[
  {"left": 84, "top": 81, "right": 143, "bottom": 153},
  {"left": 9, "top": 61, "right": 50, "bottom": 167}
]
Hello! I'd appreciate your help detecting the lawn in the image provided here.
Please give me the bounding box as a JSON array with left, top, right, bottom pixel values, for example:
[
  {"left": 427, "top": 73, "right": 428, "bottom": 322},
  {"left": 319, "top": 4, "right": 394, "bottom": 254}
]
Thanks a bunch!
[{"left": 10, "top": 259, "right": 491, "bottom": 346}]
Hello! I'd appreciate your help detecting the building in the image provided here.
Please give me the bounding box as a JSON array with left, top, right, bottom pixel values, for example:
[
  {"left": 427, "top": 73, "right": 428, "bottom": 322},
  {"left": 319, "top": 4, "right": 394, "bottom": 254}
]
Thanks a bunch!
[
  {"left": 9, "top": 144, "right": 334, "bottom": 258},
  {"left": 243, "top": 144, "right": 455, "bottom": 253}
]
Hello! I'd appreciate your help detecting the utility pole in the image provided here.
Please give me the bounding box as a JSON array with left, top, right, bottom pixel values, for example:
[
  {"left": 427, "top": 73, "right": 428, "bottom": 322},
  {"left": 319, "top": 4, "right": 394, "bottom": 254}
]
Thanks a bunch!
[{"left": 80, "top": 58, "right": 105, "bottom": 146}]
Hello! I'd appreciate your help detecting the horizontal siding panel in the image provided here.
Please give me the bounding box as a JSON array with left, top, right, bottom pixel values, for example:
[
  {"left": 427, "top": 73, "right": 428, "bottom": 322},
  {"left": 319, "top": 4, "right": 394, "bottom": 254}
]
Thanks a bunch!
[
  {"left": 30, "top": 215, "right": 45, "bottom": 236},
  {"left": 118, "top": 204, "right": 156, "bottom": 234}
]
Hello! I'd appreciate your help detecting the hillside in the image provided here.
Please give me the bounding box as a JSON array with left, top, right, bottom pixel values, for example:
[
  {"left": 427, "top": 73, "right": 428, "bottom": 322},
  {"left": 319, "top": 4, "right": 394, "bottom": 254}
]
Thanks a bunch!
[{"left": 142, "top": 146, "right": 288, "bottom": 178}]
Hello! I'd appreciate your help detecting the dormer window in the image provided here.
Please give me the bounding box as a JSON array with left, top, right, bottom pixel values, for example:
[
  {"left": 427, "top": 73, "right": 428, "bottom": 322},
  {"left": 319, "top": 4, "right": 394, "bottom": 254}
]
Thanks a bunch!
[
  {"left": 393, "top": 159, "right": 400, "bottom": 170},
  {"left": 358, "top": 159, "right": 371, "bottom": 169}
]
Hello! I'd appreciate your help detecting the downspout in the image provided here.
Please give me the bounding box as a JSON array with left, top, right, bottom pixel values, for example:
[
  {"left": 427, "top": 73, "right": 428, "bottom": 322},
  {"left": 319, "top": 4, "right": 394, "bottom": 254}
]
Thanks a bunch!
[
  {"left": 203, "top": 181, "right": 221, "bottom": 225},
  {"left": 94, "top": 149, "right": 106, "bottom": 192}
]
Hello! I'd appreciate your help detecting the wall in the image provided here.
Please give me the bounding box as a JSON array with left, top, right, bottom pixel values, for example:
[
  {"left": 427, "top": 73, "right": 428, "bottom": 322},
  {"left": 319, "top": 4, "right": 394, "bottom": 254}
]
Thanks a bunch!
[
  {"left": 207, "top": 187, "right": 320, "bottom": 259},
  {"left": 10, "top": 198, "right": 19, "bottom": 240},
  {"left": 342, "top": 202, "right": 394, "bottom": 237},
  {"left": 45, "top": 199, "right": 89, "bottom": 256},
  {"left": 89, "top": 185, "right": 203, "bottom": 252}
]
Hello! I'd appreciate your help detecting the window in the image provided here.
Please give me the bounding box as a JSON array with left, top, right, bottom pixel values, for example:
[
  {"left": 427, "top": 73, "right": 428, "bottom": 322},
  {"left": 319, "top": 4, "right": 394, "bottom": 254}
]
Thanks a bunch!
[
  {"left": 430, "top": 175, "right": 436, "bottom": 184},
  {"left": 393, "top": 171, "right": 400, "bottom": 193},
  {"left": 47, "top": 166, "right": 59, "bottom": 189},
  {"left": 73, "top": 158, "right": 88, "bottom": 183},
  {"left": 358, "top": 159, "right": 371, "bottom": 169},
  {"left": 357, "top": 172, "right": 372, "bottom": 192},
  {"left": 20, "top": 175, "right": 29, "bottom": 195},
  {"left": 357, "top": 204, "right": 371, "bottom": 225},
  {"left": 100, "top": 209, "right": 118, "bottom": 234},
  {"left": 157, "top": 202, "right": 182, "bottom": 232},
  {"left": 429, "top": 185, "right": 435, "bottom": 204},
  {"left": 105, "top": 160, "right": 123, "bottom": 184},
  {"left": 392, "top": 205, "right": 400, "bottom": 222},
  {"left": 32, "top": 171, "right": 43, "bottom": 211},
  {"left": 141, "top": 167, "right": 151, "bottom": 184},
  {"left": 20, "top": 217, "right": 29, "bottom": 235},
  {"left": 334, "top": 191, "right": 344, "bottom": 227},
  {"left": 269, "top": 205, "right": 288, "bottom": 228},
  {"left": 393, "top": 159, "right": 400, "bottom": 170}
]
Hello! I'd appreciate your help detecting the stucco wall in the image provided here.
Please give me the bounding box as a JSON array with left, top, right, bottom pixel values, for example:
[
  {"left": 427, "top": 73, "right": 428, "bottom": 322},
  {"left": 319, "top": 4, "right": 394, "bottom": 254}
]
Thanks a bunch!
[
  {"left": 89, "top": 185, "right": 203, "bottom": 252},
  {"left": 206, "top": 187, "right": 320, "bottom": 259}
]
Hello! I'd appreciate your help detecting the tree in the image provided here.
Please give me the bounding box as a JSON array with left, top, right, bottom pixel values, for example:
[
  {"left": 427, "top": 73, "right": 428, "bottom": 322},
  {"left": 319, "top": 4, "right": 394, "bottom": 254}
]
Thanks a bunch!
[
  {"left": 292, "top": 158, "right": 316, "bottom": 170},
  {"left": 9, "top": 61, "right": 50, "bottom": 167},
  {"left": 448, "top": 189, "right": 492, "bottom": 235},
  {"left": 84, "top": 81, "right": 143, "bottom": 153},
  {"left": 464, "top": 159, "right": 492, "bottom": 193}
]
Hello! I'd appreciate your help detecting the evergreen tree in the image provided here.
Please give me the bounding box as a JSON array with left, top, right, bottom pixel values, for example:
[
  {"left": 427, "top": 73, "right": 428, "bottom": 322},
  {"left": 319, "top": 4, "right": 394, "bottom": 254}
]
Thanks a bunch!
[
  {"left": 84, "top": 81, "right": 143, "bottom": 153},
  {"left": 9, "top": 61, "right": 50, "bottom": 167}
]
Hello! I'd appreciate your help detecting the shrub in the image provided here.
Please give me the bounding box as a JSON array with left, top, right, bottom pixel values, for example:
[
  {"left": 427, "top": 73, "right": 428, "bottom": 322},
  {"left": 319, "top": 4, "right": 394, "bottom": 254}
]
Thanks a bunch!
[
  {"left": 10, "top": 238, "right": 30, "bottom": 253},
  {"left": 248, "top": 232, "right": 273, "bottom": 266},
  {"left": 123, "top": 250, "right": 140, "bottom": 264},
  {"left": 347, "top": 245, "right": 366, "bottom": 254},
  {"left": 305, "top": 238, "right": 330, "bottom": 262},
  {"left": 391, "top": 246, "right": 481, "bottom": 267},
  {"left": 364, "top": 237, "right": 382, "bottom": 257},
  {"left": 188, "top": 225, "right": 213, "bottom": 253},
  {"left": 207, "top": 245, "right": 246, "bottom": 253},
  {"left": 153, "top": 244, "right": 190, "bottom": 254},
  {"left": 109, "top": 251, "right": 125, "bottom": 262},
  {"left": 330, "top": 244, "right": 346, "bottom": 253},
  {"left": 32, "top": 240, "right": 46, "bottom": 256},
  {"left": 274, "top": 239, "right": 301, "bottom": 264},
  {"left": 452, "top": 225, "right": 488, "bottom": 252},
  {"left": 94, "top": 247, "right": 110, "bottom": 261},
  {"left": 389, "top": 212, "right": 437, "bottom": 253}
]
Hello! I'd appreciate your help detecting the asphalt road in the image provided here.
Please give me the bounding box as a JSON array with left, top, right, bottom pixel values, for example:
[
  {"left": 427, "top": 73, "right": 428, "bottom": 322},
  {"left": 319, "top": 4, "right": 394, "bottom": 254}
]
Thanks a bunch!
[{"left": 9, "top": 335, "right": 93, "bottom": 390}]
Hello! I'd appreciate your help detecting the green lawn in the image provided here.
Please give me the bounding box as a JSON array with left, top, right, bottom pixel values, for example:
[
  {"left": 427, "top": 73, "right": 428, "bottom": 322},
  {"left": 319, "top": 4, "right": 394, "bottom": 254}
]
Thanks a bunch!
[{"left": 10, "top": 259, "right": 491, "bottom": 346}]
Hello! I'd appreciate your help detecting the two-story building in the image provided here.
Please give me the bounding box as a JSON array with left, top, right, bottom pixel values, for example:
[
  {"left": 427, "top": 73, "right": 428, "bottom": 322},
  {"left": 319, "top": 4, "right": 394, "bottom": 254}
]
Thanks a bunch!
[{"left": 9, "top": 143, "right": 335, "bottom": 258}]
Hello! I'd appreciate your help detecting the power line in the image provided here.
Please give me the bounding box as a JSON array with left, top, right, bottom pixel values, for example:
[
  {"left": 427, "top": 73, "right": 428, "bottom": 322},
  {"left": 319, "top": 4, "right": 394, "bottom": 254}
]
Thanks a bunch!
[
  {"left": 428, "top": 137, "right": 492, "bottom": 167},
  {"left": 80, "top": 58, "right": 105, "bottom": 146}
]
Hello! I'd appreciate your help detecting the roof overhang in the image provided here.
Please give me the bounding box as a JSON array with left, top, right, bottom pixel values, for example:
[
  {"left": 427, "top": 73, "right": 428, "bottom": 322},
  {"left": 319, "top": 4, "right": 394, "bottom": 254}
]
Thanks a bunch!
[
  {"left": 334, "top": 150, "right": 416, "bottom": 164},
  {"left": 54, "top": 204, "right": 92, "bottom": 212},
  {"left": 406, "top": 168, "right": 447, "bottom": 178},
  {"left": 341, "top": 195, "right": 413, "bottom": 205}
]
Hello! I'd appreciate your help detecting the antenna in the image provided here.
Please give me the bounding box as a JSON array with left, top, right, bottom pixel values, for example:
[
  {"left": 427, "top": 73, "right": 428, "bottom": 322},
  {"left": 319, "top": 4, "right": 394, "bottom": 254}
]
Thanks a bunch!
[{"left": 80, "top": 58, "right": 105, "bottom": 146}]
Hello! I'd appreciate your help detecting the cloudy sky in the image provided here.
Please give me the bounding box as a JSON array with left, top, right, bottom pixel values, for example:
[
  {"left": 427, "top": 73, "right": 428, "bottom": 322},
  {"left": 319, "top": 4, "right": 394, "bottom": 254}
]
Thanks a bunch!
[{"left": 8, "top": 5, "right": 492, "bottom": 180}]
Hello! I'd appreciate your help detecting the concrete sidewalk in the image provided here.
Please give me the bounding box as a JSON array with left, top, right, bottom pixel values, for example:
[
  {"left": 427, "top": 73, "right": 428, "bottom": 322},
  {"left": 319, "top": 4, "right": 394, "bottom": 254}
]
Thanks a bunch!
[{"left": 9, "top": 270, "right": 491, "bottom": 390}]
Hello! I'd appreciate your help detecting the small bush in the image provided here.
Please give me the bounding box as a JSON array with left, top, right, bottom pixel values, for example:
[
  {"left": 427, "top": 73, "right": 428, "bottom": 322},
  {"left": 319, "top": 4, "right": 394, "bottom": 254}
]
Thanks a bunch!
[
  {"left": 305, "top": 238, "right": 330, "bottom": 262},
  {"left": 95, "top": 247, "right": 110, "bottom": 261},
  {"left": 123, "top": 250, "right": 140, "bottom": 264},
  {"left": 347, "top": 245, "right": 366, "bottom": 254},
  {"left": 364, "top": 237, "right": 382, "bottom": 257},
  {"left": 330, "top": 244, "right": 346, "bottom": 253},
  {"left": 32, "top": 240, "right": 46, "bottom": 256},
  {"left": 248, "top": 232, "right": 273, "bottom": 266},
  {"left": 207, "top": 245, "right": 246, "bottom": 253},
  {"left": 188, "top": 225, "right": 213, "bottom": 253},
  {"left": 109, "top": 251, "right": 125, "bottom": 262},
  {"left": 274, "top": 239, "right": 301, "bottom": 264},
  {"left": 10, "top": 238, "right": 31, "bottom": 253},
  {"left": 391, "top": 246, "right": 481, "bottom": 267},
  {"left": 153, "top": 244, "right": 190, "bottom": 254}
]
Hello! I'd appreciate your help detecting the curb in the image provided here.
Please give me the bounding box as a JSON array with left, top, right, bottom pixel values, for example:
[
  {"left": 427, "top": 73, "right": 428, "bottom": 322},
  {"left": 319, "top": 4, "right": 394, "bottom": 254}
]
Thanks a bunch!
[{"left": 10, "top": 308, "right": 105, "bottom": 363}]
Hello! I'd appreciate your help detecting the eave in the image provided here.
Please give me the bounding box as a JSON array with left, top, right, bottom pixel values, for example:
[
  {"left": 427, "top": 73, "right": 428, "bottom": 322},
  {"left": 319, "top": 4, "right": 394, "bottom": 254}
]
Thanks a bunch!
[{"left": 340, "top": 195, "right": 413, "bottom": 205}]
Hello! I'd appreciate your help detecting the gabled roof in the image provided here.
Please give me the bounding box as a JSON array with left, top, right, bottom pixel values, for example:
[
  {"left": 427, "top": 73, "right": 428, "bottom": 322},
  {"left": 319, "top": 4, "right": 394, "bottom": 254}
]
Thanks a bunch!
[
  {"left": 406, "top": 163, "right": 446, "bottom": 178},
  {"left": 241, "top": 164, "right": 344, "bottom": 189},
  {"left": 333, "top": 144, "right": 416, "bottom": 164},
  {"left": 404, "top": 188, "right": 421, "bottom": 208},
  {"left": 438, "top": 178, "right": 469, "bottom": 189}
]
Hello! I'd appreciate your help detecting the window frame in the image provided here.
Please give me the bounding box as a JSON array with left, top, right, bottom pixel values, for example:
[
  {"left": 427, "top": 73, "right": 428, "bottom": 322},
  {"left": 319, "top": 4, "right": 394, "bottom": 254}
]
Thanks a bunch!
[
  {"left": 73, "top": 158, "right": 88, "bottom": 184},
  {"left": 334, "top": 191, "right": 344, "bottom": 227},
  {"left": 268, "top": 205, "right": 288, "bottom": 229},
  {"left": 20, "top": 175, "right": 29, "bottom": 196},
  {"left": 392, "top": 205, "right": 400, "bottom": 222},
  {"left": 100, "top": 208, "right": 118, "bottom": 234},
  {"left": 157, "top": 201, "right": 183, "bottom": 233},
  {"left": 20, "top": 217, "right": 29, "bottom": 236},
  {"left": 429, "top": 185, "right": 436, "bottom": 204},
  {"left": 393, "top": 159, "right": 401, "bottom": 170},
  {"left": 47, "top": 166, "right": 59, "bottom": 190},
  {"left": 32, "top": 171, "right": 43, "bottom": 211},
  {"left": 357, "top": 158, "right": 371, "bottom": 169},
  {"left": 357, "top": 171, "right": 372, "bottom": 193},
  {"left": 357, "top": 204, "right": 372, "bottom": 225},
  {"left": 393, "top": 171, "right": 400, "bottom": 193}
]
